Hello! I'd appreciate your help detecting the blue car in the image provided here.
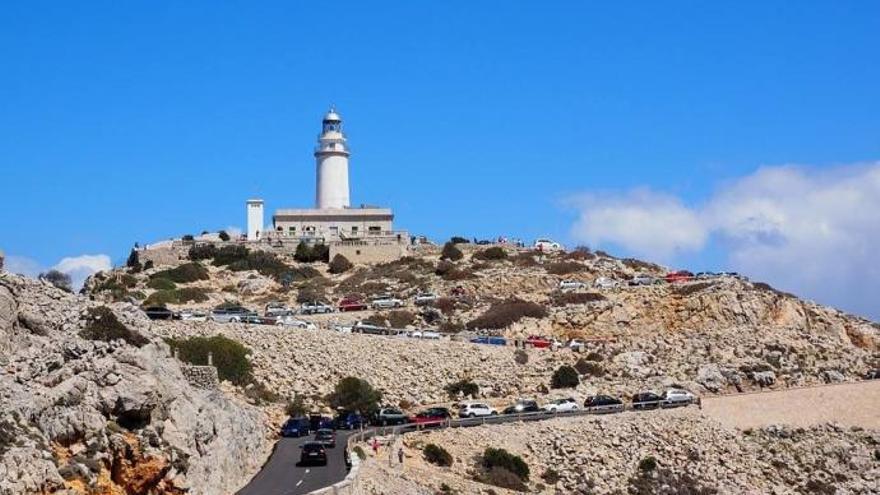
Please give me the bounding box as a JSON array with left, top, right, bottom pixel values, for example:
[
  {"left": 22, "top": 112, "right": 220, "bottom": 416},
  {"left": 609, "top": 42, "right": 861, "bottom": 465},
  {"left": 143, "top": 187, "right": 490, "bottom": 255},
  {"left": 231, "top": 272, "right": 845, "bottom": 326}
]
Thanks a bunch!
[
  {"left": 280, "top": 417, "right": 311, "bottom": 437},
  {"left": 470, "top": 336, "right": 507, "bottom": 346},
  {"left": 309, "top": 414, "right": 334, "bottom": 431},
  {"left": 334, "top": 412, "right": 366, "bottom": 430}
]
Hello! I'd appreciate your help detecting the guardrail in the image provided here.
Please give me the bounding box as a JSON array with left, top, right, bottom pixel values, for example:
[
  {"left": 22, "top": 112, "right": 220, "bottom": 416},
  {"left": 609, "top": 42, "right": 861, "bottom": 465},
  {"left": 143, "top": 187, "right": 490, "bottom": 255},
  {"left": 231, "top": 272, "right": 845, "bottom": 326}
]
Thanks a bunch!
[{"left": 306, "top": 399, "right": 695, "bottom": 494}]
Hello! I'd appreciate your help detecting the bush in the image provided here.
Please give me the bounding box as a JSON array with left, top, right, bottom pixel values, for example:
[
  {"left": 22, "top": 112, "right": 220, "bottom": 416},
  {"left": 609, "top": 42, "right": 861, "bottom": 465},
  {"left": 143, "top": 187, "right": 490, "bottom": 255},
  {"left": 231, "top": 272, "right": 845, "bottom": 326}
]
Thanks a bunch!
[
  {"left": 673, "top": 281, "right": 716, "bottom": 297},
  {"left": 479, "top": 467, "right": 528, "bottom": 492},
  {"left": 541, "top": 468, "right": 560, "bottom": 484},
  {"left": 295, "top": 242, "right": 330, "bottom": 263},
  {"left": 545, "top": 261, "right": 585, "bottom": 275},
  {"left": 551, "top": 365, "right": 579, "bottom": 388},
  {"left": 514, "top": 252, "right": 538, "bottom": 267},
  {"left": 551, "top": 291, "right": 606, "bottom": 306},
  {"left": 143, "top": 260, "right": 154, "bottom": 270},
  {"left": 445, "top": 379, "right": 478, "bottom": 399},
  {"left": 440, "top": 320, "right": 465, "bottom": 333},
  {"left": 514, "top": 350, "right": 529, "bottom": 365},
  {"left": 432, "top": 297, "right": 457, "bottom": 314},
  {"left": 482, "top": 447, "right": 529, "bottom": 481},
  {"left": 218, "top": 230, "right": 231, "bottom": 241},
  {"left": 126, "top": 249, "right": 142, "bottom": 272},
  {"left": 188, "top": 244, "right": 218, "bottom": 261},
  {"left": 327, "top": 377, "right": 382, "bottom": 415},
  {"left": 167, "top": 335, "right": 253, "bottom": 385},
  {"left": 473, "top": 247, "right": 507, "bottom": 261},
  {"left": 450, "top": 236, "right": 469, "bottom": 244},
  {"left": 182, "top": 234, "right": 194, "bottom": 242},
  {"left": 328, "top": 254, "right": 354, "bottom": 274},
  {"left": 387, "top": 310, "right": 415, "bottom": 328},
  {"left": 565, "top": 246, "right": 594, "bottom": 260},
  {"left": 296, "top": 283, "right": 326, "bottom": 303},
  {"left": 628, "top": 467, "right": 718, "bottom": 495},
  {"left": 622, "top": 258, "right": 661, "bottom": 272},
  {"left": 151, "top": 263, "right": 209, "bottom": 283},
  {"left": 40, "top": 270, "right": 72, "bottom": 292},
  {"left": 80, "top": 307, "right": 148, "bottom": 347},
  {"left": 638, "top": 456, "right": 657, "bottom": 472},
  {"left": 574, "top": 359, "right": 605, "bottom": 378},
  {"left": 440, "top": 242, "right": 463, "bottom": 261},
  {"left": 229, "top": 251, "right": 296, "bottom": 281},
  {"left": 352, "top": 446, "right": 367, "bottom": 460},
  {"left": 466, "top": 299, "right": 547, "bottom": 330},
  {"left": 147, "top": 278, "right": 176, "bottom": 290},
  {"left": 245, "top": 381, "right": 282, "bottom": 405},
  {"left": 423, "top": 444, "right": 453, "bottom": 467},
  {"left": 213, "top": 245, "right": 250, "bottom": 266}
]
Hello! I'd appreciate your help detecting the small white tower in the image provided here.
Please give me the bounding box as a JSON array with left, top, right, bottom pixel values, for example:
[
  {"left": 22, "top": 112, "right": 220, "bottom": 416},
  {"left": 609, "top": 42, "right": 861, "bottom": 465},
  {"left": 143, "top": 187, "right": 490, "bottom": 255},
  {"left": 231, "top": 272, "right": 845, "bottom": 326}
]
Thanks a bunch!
[
  {"left": 246, "top": 199, "right": 264, "bottom": 241},
  {"left": 315, "top": 107, "right": 351, "bottom": 209}
]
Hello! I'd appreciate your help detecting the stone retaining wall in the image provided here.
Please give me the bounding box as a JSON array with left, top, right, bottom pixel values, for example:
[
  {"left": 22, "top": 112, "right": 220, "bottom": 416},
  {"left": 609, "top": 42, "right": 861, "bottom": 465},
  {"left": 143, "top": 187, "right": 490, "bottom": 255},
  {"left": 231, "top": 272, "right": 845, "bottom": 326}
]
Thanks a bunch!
[{"left": 182, "top": 365, "right": 220, "bottom": 389}]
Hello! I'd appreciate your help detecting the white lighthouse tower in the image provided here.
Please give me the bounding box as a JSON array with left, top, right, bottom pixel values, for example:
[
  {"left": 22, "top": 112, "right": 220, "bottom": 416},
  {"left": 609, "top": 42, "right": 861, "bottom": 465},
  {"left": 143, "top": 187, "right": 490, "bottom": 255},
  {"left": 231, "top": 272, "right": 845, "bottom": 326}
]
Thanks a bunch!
[{"left": 314, "top": 107, "right": 351, "bottom": 209}]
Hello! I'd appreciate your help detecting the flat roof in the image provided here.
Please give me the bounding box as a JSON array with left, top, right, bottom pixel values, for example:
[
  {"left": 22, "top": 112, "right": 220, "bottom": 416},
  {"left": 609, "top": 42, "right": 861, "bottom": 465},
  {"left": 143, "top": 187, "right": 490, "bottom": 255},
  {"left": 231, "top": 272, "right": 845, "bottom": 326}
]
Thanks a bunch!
[{"left": 273, "top": 207, "right": 393, "bottom": 219}]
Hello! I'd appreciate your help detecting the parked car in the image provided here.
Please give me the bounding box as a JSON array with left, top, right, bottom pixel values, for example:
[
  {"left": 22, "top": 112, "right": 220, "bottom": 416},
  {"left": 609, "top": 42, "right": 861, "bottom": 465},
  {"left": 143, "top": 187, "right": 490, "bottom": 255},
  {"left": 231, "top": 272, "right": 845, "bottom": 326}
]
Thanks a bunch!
[
  {"left": 865, "top": 369, "right": 880, "bottom": 380},
  {"left": 265, "top": 302, "right": 291, "bottom": 317},
  {"left": 280, "top": 417, "right": 311, "bottom": 437},
  {"left": 583, "top": 395, "right": 624, "bottom": 413},
  {"left": 334, "top": 412, "right": 366, "bottom": 430},
  {"left": 458, "top": 402, "right": 497, "bottom": 418},
  {"left": 242, "top": 315, "right": 275, "bottom": 325},
  {"left": 410, "top": 407, "right": 451, "bottom": 426},
  {"left": 534, "top": 238, "right": 563, "bottom": 252},
  {"left": 559, "top": 280, "right": 587, "bottom": 291},
  {"left": 409, "top": 330, "right": 441, "bottom": 339},
  {"left": 275, "top": 315, "right": 317, "bottom": 330},
  {"left": 662, "top": 388, "right": 696, "bottom": 406},
  {"left": 338, "top": 296, "right": 368, "bottom": 312},
  {"left": 144, "top": 306, "right": 175, "bottom": 320},
  {"left": 695, "top": 272, "right": 716, "bottom": 280},
  {"left": 526, "top": 335, "right": 553, "bottom": 349},
  {"left": 374, "top": 408, "right": 409, "bottom": 426},
  {"left": 299, "top": 442, "right": 328, "bottom": 466},
  {"left": 593, "top": 277, "right": 618, "bottom": 289},
  {"left": 209, "top": 306, "right": 255, "bottom": 323},
  {"left": 470, "top": 336, "right": 507, "bottom": 346},
  {"left": 332, "top": 324, "right": 353, "bottom": 333},
  {"left": 502, "top": 400, "right": 541, "bottom": 415},
  {"left": 631, "top": 392, "right": 664, "bottom": 410},
  {"left": 308, "top": 414, "right": 334, "bottom": 432},
  {"left": 414, "top": 292, "right": 439, "bottom": 306},
  {"left": 300, "top": 301, "right": 334, "bottom": 315},
  {"left": 665, "top": 271, "right": 695, "bottom": 284},
  {"left": 541, "top": 398, "right": 579, "bottom": 413},
  {"left": 371, "top": 296, "right": 404, "bottom": 309},
  {"left": 568, "top": 339, "right": 586, "bottom": 351},
  {"left": 352, "top": 322, "right": 396, "bottom": 336},
  {"left": 629, "top": 274, "right": 656, "bottom": 286},
  {"left": 314, "top": 428, "right": 337, "bottom": 448}
]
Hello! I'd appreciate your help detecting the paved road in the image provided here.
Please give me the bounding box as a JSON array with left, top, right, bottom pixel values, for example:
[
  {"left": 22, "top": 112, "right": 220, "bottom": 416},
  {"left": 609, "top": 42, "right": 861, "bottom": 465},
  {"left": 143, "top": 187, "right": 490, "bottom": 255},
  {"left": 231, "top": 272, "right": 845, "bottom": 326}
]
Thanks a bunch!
[{"left": 237, "top": 432, "right": 354, "bottom": 495}]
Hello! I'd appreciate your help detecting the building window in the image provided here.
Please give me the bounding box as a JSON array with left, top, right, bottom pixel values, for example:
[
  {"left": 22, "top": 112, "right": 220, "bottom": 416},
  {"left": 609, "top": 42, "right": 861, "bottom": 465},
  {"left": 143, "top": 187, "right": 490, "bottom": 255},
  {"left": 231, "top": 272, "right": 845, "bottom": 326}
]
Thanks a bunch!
[
  {"left": 368, "top": 226, "right": 381, "bottom": 234},
  {"left": 356, "top": 250, "right": 361, "bottom": 255}
]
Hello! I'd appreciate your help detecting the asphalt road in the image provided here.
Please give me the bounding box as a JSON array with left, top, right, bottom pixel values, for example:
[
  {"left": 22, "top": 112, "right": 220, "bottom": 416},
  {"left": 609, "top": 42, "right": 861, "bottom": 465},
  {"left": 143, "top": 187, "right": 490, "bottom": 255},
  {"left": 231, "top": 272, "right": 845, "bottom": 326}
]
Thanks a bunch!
[{"left": 237, "top": 432, "right": 354, "bottom": 495}]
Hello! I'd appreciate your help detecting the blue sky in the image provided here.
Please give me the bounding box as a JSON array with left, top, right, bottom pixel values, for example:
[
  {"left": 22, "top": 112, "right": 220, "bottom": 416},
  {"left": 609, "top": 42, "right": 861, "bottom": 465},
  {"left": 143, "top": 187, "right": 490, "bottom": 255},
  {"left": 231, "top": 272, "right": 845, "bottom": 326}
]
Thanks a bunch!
[{"left": 2, "top": 2, "right": 879, "bottom": 317}]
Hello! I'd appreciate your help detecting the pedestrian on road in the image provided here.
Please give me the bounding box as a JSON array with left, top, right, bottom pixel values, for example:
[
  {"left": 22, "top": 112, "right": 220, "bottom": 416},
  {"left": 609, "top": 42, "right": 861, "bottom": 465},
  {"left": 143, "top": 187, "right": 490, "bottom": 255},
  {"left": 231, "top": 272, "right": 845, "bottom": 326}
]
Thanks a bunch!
[
  {"left": 398, "top": 448, "right": 404, "bottom": 465},
  {"left": 372, "top": 437, "right": 379, "bottom": 455}
]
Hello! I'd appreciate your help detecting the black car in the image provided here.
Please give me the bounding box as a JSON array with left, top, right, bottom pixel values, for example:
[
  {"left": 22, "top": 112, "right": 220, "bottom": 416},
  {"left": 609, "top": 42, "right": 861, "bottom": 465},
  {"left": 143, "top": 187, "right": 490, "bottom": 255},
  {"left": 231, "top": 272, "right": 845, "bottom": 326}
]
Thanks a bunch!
[
  {"left": 144, "top": 306, "right": 174, "bottom": 320},
  {"left": 865, "top": 369, "right": 880, "bottom": 380},
  {"left": 299, "top": 442, "right": 328, "bottom": 466},
  {"left": 631, "top": 392, "right": 664, "bottom": 410},
  {"left": 584, "top": 395, "right": 624, "bottom": 413},
  {"left": 502, "top": 401, "right": 541, "bottom": 415}
]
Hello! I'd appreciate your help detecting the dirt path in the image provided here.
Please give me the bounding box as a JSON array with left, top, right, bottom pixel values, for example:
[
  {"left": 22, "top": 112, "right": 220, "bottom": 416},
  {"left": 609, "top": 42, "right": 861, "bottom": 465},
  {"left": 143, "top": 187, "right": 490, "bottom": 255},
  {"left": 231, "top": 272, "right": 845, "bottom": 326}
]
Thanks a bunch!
[{"left": 702, "top": 380, "right": 880, "bottom": 429}]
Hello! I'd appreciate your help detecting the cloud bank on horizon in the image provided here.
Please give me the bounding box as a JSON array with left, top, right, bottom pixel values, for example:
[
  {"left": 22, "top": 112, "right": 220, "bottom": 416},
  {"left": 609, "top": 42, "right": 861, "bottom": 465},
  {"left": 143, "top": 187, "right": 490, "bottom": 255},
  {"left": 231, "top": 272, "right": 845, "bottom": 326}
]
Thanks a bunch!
[
  {"left": 568, "top": 162, "right": 880, "bottom": 320},
  {"left": 5, "top": 253, "right": 111, "bottom": 291}
]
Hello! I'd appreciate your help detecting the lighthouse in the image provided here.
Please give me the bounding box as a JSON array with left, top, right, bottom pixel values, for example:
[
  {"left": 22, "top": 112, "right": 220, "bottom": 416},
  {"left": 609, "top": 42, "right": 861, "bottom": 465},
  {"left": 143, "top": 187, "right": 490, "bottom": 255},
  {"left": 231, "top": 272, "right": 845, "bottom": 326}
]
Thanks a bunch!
[{"left": 314, "top": 107, "right": 351, "bottom": 209}]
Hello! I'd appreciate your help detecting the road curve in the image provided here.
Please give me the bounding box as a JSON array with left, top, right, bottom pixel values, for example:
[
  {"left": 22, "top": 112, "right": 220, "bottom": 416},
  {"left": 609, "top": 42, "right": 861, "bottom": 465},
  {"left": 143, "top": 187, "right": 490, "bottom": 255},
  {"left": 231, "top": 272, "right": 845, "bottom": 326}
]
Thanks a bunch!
[{"left": 237, "top": 432, "right": 354, "bottom": 495}]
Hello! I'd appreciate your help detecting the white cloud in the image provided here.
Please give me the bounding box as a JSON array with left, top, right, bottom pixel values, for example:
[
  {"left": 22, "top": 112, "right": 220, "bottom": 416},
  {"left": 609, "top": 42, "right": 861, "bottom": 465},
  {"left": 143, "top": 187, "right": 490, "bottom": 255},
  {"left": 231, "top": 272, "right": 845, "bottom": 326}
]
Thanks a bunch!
[
  {"left": 567, "top": 162, "right": 880, "bottom": 319},
  {"left": 4, "top": 255, "right": 44, "bottom": 278},
  {"left": 53, "top": 254, "right": 112, "bottom": 290}
]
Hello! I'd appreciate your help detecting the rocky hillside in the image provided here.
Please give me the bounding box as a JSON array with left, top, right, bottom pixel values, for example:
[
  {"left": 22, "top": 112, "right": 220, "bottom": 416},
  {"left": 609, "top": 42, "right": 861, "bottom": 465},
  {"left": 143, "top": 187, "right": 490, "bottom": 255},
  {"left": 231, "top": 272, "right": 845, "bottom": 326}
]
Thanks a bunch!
[
  {"left": 0, "top": 274, "right": 270, "bottom": 495},
  {"left": 359, "top": 408, "right": 880, "bottom": 494},
  {"left": 95, "top": 242, "right": 880, "bottom": 412}
]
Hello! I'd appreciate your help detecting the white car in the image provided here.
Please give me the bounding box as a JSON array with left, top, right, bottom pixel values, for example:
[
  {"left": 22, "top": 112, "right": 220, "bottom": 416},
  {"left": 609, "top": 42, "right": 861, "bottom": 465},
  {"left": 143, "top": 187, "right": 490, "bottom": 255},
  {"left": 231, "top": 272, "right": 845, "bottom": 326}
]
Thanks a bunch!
[
  {"left": 332, "top": 324, "right": 352, "bottom": 333},
  {"left": 275, "top": 316, "right": 316, "bottom": 330},
  {"left": 300, "top": 302, "right": 334, "bottom": 314},
  {"left": 179, "top": 311, "right": 207, "bottom": 322},
  {"left": 629, "top": 274, "right": 656, "bottom": 286},
  {"left": 534, "top": 238, "right": 563, "bottom": 252},
  {"left": 371, "top": 297, "right": 404, "bottom": 309},
  {"left": 410, "top": 330, "right": 441, "bottom": 340},
  {"left": 458, "top": 402, "right": 497, "bottom": 418},
  {"left": 414, "top": 293, "right": 439, "bottom": 306},
  {"left": 541, "top": 398, "right": 579, "bottom": 413},
  {"left": 662, "top": 388, "right": 696, "bottom": 406},
  {"left": 568, "top": 339, "right": 586, "bottom": 351},
  {"left": 559, "top": 280, "right": 587, "bottom": 291},
  {"left": 593, "top": 277, "right": 618, "bottom": 289}
]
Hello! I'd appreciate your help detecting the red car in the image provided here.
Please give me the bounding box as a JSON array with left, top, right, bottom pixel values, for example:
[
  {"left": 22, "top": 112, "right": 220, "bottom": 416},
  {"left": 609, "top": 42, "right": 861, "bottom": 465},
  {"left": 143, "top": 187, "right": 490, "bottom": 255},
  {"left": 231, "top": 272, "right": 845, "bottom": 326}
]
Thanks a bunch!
[
  {"left": 526, "top": 336, "right": 552, "bottom": 348},
  {"left": 338, "top": 297, "right": 367, "bottom": 312},
  {"left": 409, "top": 407, "right": 451, "bottom": 427},
  {"left": 665, "top": 271, "right": 694, "bottom": 283}
]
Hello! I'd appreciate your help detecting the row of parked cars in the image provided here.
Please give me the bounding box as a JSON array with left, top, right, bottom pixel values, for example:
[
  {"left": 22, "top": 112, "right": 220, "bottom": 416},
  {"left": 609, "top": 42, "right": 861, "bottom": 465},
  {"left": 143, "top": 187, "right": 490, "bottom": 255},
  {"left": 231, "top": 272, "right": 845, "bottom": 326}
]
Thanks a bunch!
[{"left": 560, "top": 270, "right": 747, "bottom": 292}]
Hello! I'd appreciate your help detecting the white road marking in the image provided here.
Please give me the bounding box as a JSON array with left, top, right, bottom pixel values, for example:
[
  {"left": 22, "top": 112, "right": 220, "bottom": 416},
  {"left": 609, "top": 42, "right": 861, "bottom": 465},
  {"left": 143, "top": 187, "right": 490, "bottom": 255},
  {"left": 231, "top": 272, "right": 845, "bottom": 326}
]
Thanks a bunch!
[
  {"left": 305, "top": 469, "right": 310, "bottom": 474},
  {"left": 296, "top": 480, "right": 303, "bottom": 487}
]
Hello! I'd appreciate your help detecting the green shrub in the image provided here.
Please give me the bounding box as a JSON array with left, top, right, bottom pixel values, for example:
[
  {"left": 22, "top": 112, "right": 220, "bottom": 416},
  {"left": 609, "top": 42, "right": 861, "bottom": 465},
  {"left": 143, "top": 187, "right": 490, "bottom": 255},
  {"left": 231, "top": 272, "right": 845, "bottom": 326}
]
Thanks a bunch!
[
  {"left": 565, "top": 246, "right": 594, "bottom": 260},
  {"left": 466, "top": 299, "right": 547, "bottom": 330},
  {"left": 584, "top": 351, "right": 604, "bottom": 362},
  {"left": 218, "top": 230, "right": 231, "bottom": 241},
  {"left": 327, "top": 377, "right": 382, "bottom": 415},
  {"left": 188, "top": 244, "right": 218, "bottom": 261},
  {"left": 387, "top": 310, "right": 415, "bottom": 328},
  {"left": 328, "top": 254, "right": 354, "bottom": 274},
  {"left": 435, "top": 261, "right": 473, "bottom": 281},
  {"left": 352, "top": 446, "right": 367, "bottom": 460},
  {"left": 638, "top": 456, "right": 657, "bottom": 472},
  {"left": 147, "top": 278, "right": 176, "bottom": 290},
  {"left": 545, "top": 261, "right": 585, "bottom": 275},
  {"left": 80, "top": 307, "right": 148, "bottom": 347},
  {"left": 295, "top": 242, "right": 330, "bottom": 263},
  {"left": 628, "top": 467, "right": 718, "bottom": 495},
  {"left": 541, "top": 468, "right": 560, "bottom": 484},
  {"left": 574, "top": 359, "right": 605, "bottom": 377},
  {"left": 213, "top": 245, "right": 250, "bottom": 266},
  {"left": 445, "top": 379, "right": 478, "bottom": 399},
  {"left": 229, "top": 251, "right": 296, "bottom": 280},
  {"left": 513, "top": 350, "right": 528, "bottom": 365},
  {"left": 551, "top": 365, "right": 579, "bottom": 388},
  {"left": 440, "top": 242, "right": 463, "bottom": 261},
  {"left": 150, "top": 263, "right": 209, "bottom": 283},
  {"left": 473, "top": 247, "right": 507, "bottom": 261},
  {"left": 423, "top": 444, "right": 453, "bottom": 467},
  {"left": 478, "top": 467, "right": 527, "bottom": 492},
  {"left": 285, "top": 396, "right": 307, "bottom": 417},
  {"left": 167, "top": 335, "right": 253, "bottom": 385},
  {"left": 143, "top": 260, "right": 154, "bottom": 270},
  {"left": 482, "top": 447, "right": 529, "bottom": 481},
  {"left": 245, "top": 381, "right": 282, "bottom": 405}
]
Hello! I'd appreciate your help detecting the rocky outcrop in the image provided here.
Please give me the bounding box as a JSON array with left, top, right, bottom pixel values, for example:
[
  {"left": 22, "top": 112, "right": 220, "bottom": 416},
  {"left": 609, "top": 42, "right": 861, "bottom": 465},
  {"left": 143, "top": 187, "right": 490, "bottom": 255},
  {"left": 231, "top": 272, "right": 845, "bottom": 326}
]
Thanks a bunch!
[{"left": 0, "top": 274, "right": 271, "bottom": 495}]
